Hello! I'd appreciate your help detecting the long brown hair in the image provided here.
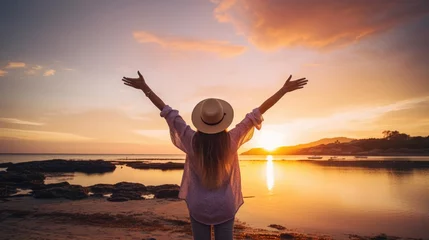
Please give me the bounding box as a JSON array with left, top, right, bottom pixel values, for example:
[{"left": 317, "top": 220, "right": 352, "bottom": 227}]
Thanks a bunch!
[{"left": 192, "top": 130, "right": 231, "bottom": 190}]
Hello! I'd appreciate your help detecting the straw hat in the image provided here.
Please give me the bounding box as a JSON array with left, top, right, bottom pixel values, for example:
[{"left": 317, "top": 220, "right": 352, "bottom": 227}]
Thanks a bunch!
[{"left": 191, "top": 98, "right": 234, "bottom": 134}]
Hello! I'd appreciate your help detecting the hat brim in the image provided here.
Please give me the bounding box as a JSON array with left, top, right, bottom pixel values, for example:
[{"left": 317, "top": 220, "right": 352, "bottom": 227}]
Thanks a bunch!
[{"left": 191, "top": 99, "right": 234, "bottom": 134}]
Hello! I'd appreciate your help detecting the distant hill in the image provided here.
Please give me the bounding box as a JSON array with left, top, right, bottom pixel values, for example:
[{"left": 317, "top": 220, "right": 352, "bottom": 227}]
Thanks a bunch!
[
  {"left": 241, "top": 137, "right": 355, "bottom": 155},
  {"left": 242, "top": 132, "right": 429, "bottom": 156}
]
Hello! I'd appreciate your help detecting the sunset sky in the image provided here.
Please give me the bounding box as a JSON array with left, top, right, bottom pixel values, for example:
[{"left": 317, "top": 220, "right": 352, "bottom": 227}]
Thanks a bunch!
[{"left": 1, "top": 0, "right": 429, "bottom": 154}]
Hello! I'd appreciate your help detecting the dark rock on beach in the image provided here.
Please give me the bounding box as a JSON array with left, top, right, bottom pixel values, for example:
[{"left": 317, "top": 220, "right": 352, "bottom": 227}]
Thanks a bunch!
[
  {"left": 108, "top": 191, "right": 143, "bottom": 201},
  {"left": 89, "top": 182, "right": 147, "bottom": 202},
  {"left": 125, "top": 161, "right": 184, "bottom": 170},
  {"left": 114, "top": 182, "right": 147, "bottom": 192},
  {"left": 0, "top": 171, "right": 45, "bottom": 183},
  {"left": 147, "top": 184, "right": 180, "bottom": 199},
  {"left": 154, "top": 189, "right": 179, "bottom": 199},
  {"left": 146, "top": 184, "right": 180, "bottom": 193},
  {"left": 0, "top": 162, "right": 13, "bottom": 168},
  {"left": 268, "top": 224, "right": 287, "bottom": 230},
  {"left": 0, "top": 171, "right": 45, "bottom": 189},
  {"left": 31, "top": 181, "right": 70, "bottom": 190},
  {"left": 88, "top": 182, "right": 180, "bottom": 201},
  {"left": 33, "top": 185, "right": 89, "bottom": 200},
  {"left": 107, "top": 196, "right": 129, "bottom": 202},
  {"left": 89, "top": 183, "right": 116, "bottom": 194},
  {"left": 90, "top": 193, "right": 104, "bottom": 198},
  {"left": 0, "top": 185, "right": 18, "bottom": 197},
  {"left": 7, "top": 159, "right": 116, "bottom": 174},
  {"left": 280, "top": 233, "right": 295, "bottom": 239}
]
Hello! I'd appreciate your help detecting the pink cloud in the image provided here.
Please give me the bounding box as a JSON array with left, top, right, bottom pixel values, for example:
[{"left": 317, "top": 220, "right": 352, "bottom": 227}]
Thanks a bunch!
[
  {"left": 43, "top": 69, "right": 55, "bottom": 77},
  {"left": 213, "top": 0, "right": 429, "bottom": 50},
  {"left": 5, "top": 62, "right": 26, "bottom": 68},
  {"left": 0, "top": 70, "right": 7, "bottom": 77},
  {"left": 133, "top": 31, "right": 246, "bottom": 57}
]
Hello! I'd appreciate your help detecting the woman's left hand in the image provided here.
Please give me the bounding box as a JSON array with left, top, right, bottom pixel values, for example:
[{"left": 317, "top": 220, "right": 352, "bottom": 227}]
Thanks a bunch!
[{"left": 122, "top": 71, "right": 147, "bottom": 90}]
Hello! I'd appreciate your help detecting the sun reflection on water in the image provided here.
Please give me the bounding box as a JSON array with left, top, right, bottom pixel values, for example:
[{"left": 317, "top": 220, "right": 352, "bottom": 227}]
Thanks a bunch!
[{"left": 266, "top": 155, "right": 274, "bottom": 191}]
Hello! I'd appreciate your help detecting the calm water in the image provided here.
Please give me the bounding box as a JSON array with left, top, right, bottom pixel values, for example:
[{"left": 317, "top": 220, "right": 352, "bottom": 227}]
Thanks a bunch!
[{"left": 1, "top": 154, "right": 429, "bottom": 238}]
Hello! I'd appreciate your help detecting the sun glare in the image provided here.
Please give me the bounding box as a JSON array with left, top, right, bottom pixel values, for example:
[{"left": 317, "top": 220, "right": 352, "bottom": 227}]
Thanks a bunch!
[
  {"left": 257, "top": 130, "right": 287, "bottom": 151},
  {"left": 266, "top": 155, "right": 274, "bottom": 191}
]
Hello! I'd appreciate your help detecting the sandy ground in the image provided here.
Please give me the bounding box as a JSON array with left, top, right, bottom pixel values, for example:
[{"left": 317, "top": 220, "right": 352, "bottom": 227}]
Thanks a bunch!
[
  {"left": 0, "top": 197, "right": 309, "bottom": 240},
  {"left": 0, "top": 197, "right": 409, "bottom": 240}
]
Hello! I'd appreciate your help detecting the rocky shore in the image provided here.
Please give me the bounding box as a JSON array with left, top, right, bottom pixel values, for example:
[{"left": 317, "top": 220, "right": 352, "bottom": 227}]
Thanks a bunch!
[
  {"left": 0, "top": 159, "right": 180, "bottom": 201},
  {"left": 0, "top": 159, "right": 420, "bottom": 240},
  {"left": 114, "top": 161, "right": 185, "bottom": 170}
]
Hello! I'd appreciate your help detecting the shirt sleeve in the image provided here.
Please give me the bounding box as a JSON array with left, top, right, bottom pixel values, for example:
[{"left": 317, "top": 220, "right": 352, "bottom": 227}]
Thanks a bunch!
[
  {"left": 160, "top": 105, "right": 195, "bottom": 154},
  {"left": 229, "top": 108, "right": 264, "bottom": 150}
]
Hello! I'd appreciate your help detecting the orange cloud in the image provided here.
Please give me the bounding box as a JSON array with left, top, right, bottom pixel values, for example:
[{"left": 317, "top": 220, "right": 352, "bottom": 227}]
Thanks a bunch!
[
  {"left": 213, "top": 0, "right": 429, "bottom": 49},
  {"left": 0, "top": 69, "right": 7, "bottom": 77},
  {"left": 43, "top": 69, "right": 55, "bottom": 76},
  {"left": 5, "top": 62, "right": 26, "bottom": 68},
  {"left": 0, "top": 118, "right": 45, "bottom": 126},
  {"left": 133, "top": 31, "right": 246, "bottom": 57},
  {"left": 0, "top": 128, "right": 92, "bottom": 142}
]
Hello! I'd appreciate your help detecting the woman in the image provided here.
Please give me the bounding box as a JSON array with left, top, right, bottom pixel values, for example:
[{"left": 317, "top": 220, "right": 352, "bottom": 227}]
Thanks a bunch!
[{"left": 122, "top": 72, "right": 308, "bottom": 240}]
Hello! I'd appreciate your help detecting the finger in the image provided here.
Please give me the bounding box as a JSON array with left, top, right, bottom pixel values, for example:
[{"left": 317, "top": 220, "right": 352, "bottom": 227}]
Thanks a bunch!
[
  {"left": 292, "top": 79, "right": 307, "bottom": 84},
  {"left": 292, "top": 79, "right": 308, "bottom": 85},
  {"left": 137, "top": 71, "right": 144, "bottom": 80},
  {"left": 286, "top": 75, "right": 292, "bottom": 83},
  {"left": 123, "top": 82, "right": 134, "bottom": 87},
  {"left": 122, "top": 79, "right": 135, "bottom": 84},
  {"left": 123, "top": 77, "right": 138, "bottom": 81}
]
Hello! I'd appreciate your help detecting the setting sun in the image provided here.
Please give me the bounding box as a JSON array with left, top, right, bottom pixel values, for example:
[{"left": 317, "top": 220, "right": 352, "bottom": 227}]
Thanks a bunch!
[{"left": 257, "top": 130, "right": 287, "bottom": 151}]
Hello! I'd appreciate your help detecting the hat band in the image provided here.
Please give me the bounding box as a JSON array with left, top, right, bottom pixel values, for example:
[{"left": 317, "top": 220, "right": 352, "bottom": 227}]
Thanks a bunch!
[{"left": 201, "top": 113, "right": 226, "bottom": 126}]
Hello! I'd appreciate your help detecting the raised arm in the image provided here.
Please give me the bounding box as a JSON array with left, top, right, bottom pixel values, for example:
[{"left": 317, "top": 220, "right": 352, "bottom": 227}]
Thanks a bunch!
[
  {"left": 122, "top": 71, "right": 166, "bottom": 110},
  {"left": 122, "top": 71, "right": 195, "bottom": 154},
  {"left": 259, "top": 75, "right": 308, "bottom": 114}
]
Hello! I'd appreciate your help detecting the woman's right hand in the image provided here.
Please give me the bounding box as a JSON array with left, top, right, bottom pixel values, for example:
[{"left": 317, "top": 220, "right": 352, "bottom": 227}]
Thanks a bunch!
[
  {"left": 282, "top": 75, "right": 308, "bottom": 93},
  {"left": 122, "top": 71, "right": 147, "bottom": 90}
]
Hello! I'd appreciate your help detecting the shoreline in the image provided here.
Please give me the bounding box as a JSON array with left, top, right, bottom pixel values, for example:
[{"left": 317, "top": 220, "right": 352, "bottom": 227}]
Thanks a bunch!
[
  {"left": 1, "top": 159, "right": 429, "bottom": 239},
  {"left": 0, "top": 197, "right": 412, "bottom": 240},
  {"left": 3, "top": 159, "right": 429, "bottom": 171}
]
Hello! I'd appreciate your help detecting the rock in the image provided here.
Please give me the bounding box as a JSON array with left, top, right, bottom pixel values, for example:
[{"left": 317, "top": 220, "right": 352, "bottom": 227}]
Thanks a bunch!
[
  {"left": 33, "top": 185, "right": 88, "bottom": 200},
  {"left": 107, "top": 196, "right": 129, "bottom": 202},
  {"left": 98, "top": 182, "right": 148, "bottom": 201},
  {"left": 147, "top": 184, "right": 180, "bottom": 198},
  {"left": 126, "top": 161, "right": 184, "bottom": 170},
  {"left": 31, "top": 181, "right": 70, "bottom": 190},
  {"left": 280, "top": 233, "right": 294, "bottom": 239},
  {"left": 146, "top": 184, "right": 179, "bottom": 193},
  {"left": 7, "top": 159, "right": 116, "bottom": 174},
  {"left": 154, "top": 189, "right": 179, "bottom": 198},
  {"left": 0, "top": 162, "right": 13, "bottom": 168},
  {"left": 109, "top": 191, "right": 143, "bottom": 201},
  {"left": 0, "top": 171, "right": 45, "bottom": 183},
  {"left": 114, "top": 182, "right": 147, "bottom": 193},
  {"left": 0, "top": 171, "right": 45, "bottom": 189},
  {"left": 89, "top": 184, "right": 115, "bottom": 194},
  {"left": 268, "top": 224, "right": 286, "bottom": 230},
  {"left": 90, "top": 193, "right": 104, "bottom": 198},
  {"left": 0, "top": 185, "right": 18, "bottom": 197},
  {"left": 371, "top": 234, "right": 389, "bottom": 240}
]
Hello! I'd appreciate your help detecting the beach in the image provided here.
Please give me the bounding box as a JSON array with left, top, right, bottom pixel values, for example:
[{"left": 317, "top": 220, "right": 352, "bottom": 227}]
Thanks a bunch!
[
  {"left": 1, "top": 157, "right": 429, "bottom": 239},
  {"left": 0, "top": 197, "right": 337, "bottom": 240},
  {"left": 0, "top": 196, "right": 412, "bottom": 240}
]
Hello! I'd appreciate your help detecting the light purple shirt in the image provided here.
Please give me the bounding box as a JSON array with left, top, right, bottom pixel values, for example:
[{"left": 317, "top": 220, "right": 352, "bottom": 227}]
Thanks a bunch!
[{"left": 160, "top": 105, "right": 263, "bottom": 225}]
